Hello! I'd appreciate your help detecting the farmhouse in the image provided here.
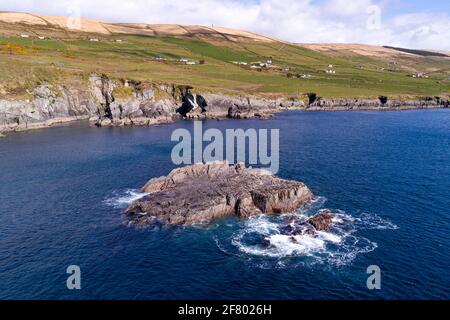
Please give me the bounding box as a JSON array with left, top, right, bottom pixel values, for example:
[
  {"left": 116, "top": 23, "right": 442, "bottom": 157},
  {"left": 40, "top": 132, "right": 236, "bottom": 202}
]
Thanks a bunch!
[
  {"left": 412, "top": 72, "right": 429, "bottom": 78},
  {"left": 232, "top": 61, "right": 248, "bottom": 65}
]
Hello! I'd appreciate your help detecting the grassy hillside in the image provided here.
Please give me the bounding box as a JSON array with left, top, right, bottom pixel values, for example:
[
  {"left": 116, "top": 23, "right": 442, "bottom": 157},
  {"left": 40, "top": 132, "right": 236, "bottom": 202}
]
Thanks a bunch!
[{"left": 0, "top": 14, "right": 449, "bottom": 100}]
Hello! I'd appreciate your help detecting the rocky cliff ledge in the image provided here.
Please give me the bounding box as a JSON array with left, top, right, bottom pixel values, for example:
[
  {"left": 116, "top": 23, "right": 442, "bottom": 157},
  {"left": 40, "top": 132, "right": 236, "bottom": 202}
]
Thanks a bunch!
[
  {"left": 125, "top": 161, "right": 314, "bottom": 226},
  {"left": 0, "top": 74, "right": 286, "bottom": 134},
  {"left": 1, "top": 73, "right": 448, "bottom": 135}
]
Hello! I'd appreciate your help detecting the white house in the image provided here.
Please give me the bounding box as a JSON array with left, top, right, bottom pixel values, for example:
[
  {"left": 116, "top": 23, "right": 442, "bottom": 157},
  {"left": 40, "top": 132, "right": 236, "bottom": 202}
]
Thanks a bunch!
[
  {"left": 180, "top": 58, "right": 189, "bottom": 62},
  {"left": 328, "top": 64, "right": 333, "bottom": 68},
  {"left": 413, "top": 72, "right": 428, "bottom": 78},
  {"left": 186, "top": 61, "right": 196, "bottom": 65},
  {"left": 89, "top": 38, "right": 99, "bottom": 42},
  {"left": 20, "top": 34, "right": 30, "bottom": 38},
  {"left": 116, "top": 39, "right": 123, "bottom": 43},
  {"left": 38, "top": 36, "right": 45, "bottom": 40}
]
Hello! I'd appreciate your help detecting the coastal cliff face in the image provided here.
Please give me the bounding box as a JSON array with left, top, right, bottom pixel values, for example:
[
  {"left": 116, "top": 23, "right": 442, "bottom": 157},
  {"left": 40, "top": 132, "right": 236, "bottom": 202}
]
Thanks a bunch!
[
  {"left": 0, "top": 74, "right": 287, "bottom": 134},
  {"left": 308, "top": 98, "right": 448, "bottom": 110},
  {"left": 0, "top": 83, "right": 97, "bottom": 133},
  {"left": 1, "top": 74, "right": 449, "bottom": 135}
]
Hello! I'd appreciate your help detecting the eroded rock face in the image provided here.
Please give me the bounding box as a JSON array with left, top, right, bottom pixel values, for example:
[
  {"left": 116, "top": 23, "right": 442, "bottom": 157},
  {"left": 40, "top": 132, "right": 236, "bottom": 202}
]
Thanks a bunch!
[
  {"left": 307, "top": 98, "right": 448, "bottom": 110},
  {"left": 89, "top": 75, "right": 173, "bottom": 127},
  {"left": 203, "top": 94, "right": 278, "bottom": 119},
  {"left": 307, "top": 210, "right": 334, "bottom": 231},
  {"left": 2, "top": 73, "right": 447, "bottom": 135},
  {"left": 0, "top": 84, "right": 96, "bottom": 133},
  {"left": 125, "top": 161, "right": 314, "bottom": 226}
]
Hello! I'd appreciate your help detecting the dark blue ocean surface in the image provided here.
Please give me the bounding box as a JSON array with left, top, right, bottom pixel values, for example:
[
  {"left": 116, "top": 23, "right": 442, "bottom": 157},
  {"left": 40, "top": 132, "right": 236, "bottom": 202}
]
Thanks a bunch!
[{"left": 0, "top": 110, "right": 449, "bottom": 300}]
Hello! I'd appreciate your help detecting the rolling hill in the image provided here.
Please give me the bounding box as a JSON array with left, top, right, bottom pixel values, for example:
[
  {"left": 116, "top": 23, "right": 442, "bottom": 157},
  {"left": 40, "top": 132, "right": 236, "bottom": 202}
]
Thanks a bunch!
[{"left": 0, "top": 11, "right": 449, "bottom": 100}]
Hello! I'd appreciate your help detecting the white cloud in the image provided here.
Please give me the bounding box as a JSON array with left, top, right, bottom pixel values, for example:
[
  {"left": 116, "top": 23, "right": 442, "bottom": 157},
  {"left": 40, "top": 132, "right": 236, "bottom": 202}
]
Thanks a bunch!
[{"left": 1, "top": 0, "right": 449, "bottom": 49}]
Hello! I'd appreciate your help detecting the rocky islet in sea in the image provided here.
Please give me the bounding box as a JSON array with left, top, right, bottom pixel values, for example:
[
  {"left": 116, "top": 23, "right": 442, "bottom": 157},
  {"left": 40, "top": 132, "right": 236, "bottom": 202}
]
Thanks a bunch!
[{"left": 124, "top": 161, "right": 340, "bottom": 230}]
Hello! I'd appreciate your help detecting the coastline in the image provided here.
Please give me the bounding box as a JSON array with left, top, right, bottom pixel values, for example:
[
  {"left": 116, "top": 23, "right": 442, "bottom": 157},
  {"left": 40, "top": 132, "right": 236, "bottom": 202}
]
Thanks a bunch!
[
  {"left": 1, "top": 74, "right": 448, "bottom": 136},
  {"left": 1, "top": 104, "right": 448, "bottom": 137}
]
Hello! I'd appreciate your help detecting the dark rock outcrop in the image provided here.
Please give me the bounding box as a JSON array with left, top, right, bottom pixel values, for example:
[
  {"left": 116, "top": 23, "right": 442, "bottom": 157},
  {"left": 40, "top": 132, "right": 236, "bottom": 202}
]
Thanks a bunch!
[
  {"left": 176, "top": 87, "right": 208, "bottom": 117},
  {"left": 125, "top": 161, "right": 314, "bottom": 226},
  {"left": 307, "top": 210, "right": 334, "bottom": 231},
  {"left": 279, "top": 210, "right": 335, "bottom": 238}
]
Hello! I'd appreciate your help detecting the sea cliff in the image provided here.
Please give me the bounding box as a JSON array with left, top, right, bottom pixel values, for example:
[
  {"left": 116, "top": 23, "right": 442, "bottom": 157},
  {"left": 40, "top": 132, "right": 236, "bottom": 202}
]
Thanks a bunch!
[{"left": 1, "top": 74, "right": 448, "bottom": 135}]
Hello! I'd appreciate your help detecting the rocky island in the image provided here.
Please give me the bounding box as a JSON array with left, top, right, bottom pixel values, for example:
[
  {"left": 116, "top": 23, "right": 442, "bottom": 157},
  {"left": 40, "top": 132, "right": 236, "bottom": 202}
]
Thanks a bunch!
[{"left": 125, "top": 161, "right": 314, "bottom": 226}]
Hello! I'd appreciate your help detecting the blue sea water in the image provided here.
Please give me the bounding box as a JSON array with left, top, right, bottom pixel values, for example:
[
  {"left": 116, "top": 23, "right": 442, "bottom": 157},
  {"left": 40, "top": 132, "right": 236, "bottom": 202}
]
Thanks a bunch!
[{"left": 0, "top": 110, "right": 449, "bottom": 300}]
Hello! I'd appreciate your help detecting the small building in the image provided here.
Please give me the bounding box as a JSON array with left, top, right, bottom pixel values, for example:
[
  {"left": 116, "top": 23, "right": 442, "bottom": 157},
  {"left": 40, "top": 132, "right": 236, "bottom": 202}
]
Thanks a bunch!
[
  {"left": 413, "top": 72, "right": 428, "bottom": 78},
  {"left": 180, "top": 58, "right": 189, "bottom": 62},
  {"left": 186, "top": 61, "right": 196, "bottom": 65},
  {"left": 38, "top": 36, "right": 45, "bottom": 40},
  {"left": 250, "top": 61, "right": 268, "bottom": 68},
  {"left": 89, "top": 38, "right": 99, "bottom": 42},
  {"left": 116, "top": 39, "right": 123, "bottom": 43},
  {"left": 328, "top": 64, "right": 333, "bottom": 68},
  {"left": 20, "top": 34, "right": 30, "bottom": 38}
]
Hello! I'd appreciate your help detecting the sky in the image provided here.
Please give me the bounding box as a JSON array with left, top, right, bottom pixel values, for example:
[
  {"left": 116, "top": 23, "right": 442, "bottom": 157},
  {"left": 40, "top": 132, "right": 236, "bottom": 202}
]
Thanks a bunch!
[{"left": 1, "top": 0, "right": 449, "bottom": 50}]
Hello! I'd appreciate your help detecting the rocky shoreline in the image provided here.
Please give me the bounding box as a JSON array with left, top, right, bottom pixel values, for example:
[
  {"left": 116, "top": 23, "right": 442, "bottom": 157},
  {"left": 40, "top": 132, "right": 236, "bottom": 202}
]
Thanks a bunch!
[{"left": 1, "top": 74, "right": 449, "bottom": 136}]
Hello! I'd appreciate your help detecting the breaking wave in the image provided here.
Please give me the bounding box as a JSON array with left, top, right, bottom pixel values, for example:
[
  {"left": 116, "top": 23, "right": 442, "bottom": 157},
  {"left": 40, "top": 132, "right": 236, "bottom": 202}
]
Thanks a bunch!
[
  {"left": 354, "top": 212, "right": 399, "bottom": 230},
  {"left": 104, "top": 189, "right": 149, "bottom": 209},
  {"left": 215, "top": 197, "right": 398, "bottom": 268}
]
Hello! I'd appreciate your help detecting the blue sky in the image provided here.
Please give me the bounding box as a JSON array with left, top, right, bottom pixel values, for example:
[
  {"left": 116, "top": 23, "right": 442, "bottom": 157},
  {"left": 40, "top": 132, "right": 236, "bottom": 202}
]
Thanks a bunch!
[
  {"left": 392, "top": 0, "right": 450, "bottom": 14},
  {"left": 312, "top": 0, "right": 450, "bottom": 14},
  {"left": 1, "top": 0, "right": 449, "bottom": 49}
]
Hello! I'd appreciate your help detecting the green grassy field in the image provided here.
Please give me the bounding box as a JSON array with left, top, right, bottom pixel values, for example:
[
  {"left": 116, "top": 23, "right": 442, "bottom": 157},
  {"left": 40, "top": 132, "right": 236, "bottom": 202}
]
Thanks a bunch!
[{"left": 1, "top": 28, "right": 449, "bottom": 100}]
